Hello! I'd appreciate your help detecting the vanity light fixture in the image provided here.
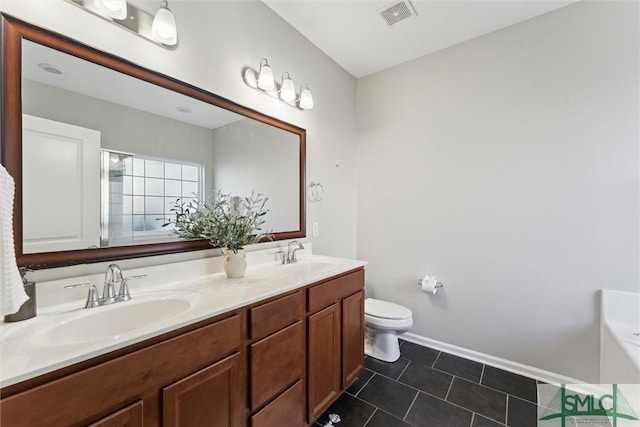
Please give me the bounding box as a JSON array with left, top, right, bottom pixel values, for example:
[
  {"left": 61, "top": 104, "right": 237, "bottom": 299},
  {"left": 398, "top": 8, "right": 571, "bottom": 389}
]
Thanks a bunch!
[
  {"left": 298, "top": 84, "right": 314, "bottom": 110},
  {"left": 243, "top": 59, "right": 314, "bottom": 110},
  {"left": 279, "top": 73, "right": 296, "bottom": 102},
  {"left": 94, "top": 0, "right": 127, "bottom": 20},
  {"left": 257, "top": 59, "right": 275, "bottom": 91},
  {"left": 65, "top": 0, "right": 178, "bottom": 49},
  {"left": 151, "top": 0, "right": 178, "bottom": 46}
]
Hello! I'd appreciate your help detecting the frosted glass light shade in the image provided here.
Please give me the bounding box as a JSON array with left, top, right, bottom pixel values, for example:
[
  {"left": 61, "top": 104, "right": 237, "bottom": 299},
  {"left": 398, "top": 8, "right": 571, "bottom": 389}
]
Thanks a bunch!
[
  {"left": 299, "top": 86, "right": 314, "bottom": 109},
  {"left": 257, "top": 60, "right": 275, "bottom": 91},
  {"left": 151, "top": 1, "right": 177, "bottom": 46},
  {"left": 94, "top": 0, "right": 127, "bottom": 19},
  {"left": 280, "top": 74, "right": 296, "bottom": 102}
]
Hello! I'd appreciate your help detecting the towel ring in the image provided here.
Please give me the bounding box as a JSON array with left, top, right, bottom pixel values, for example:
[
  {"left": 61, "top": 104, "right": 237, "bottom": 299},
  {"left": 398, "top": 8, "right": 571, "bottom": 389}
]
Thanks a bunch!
[{"left": 307, "top": 182, "right": 324, "bottom": 202}]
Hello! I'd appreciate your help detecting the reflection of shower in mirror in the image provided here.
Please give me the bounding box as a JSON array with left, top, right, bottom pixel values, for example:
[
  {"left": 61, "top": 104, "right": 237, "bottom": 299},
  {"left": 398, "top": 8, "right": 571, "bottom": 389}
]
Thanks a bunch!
[{"left": 100, "top": 150, "right": 203, "bottom": 248}]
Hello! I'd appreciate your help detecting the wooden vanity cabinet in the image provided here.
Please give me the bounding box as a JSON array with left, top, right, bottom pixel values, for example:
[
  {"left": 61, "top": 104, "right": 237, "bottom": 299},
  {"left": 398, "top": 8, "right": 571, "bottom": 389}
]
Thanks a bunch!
[
  {"left": 0, "top": 267, "right": 365, "bottom": 427},
  {"left": 307, "top": 269, "right": 365, "bottom": 422},
  {"left": 0, "top": 313, "right": 243, "bottom": 427}
]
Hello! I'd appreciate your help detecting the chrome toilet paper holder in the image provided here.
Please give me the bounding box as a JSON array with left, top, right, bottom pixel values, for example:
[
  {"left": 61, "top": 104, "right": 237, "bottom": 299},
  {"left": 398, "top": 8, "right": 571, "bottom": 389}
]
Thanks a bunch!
[{"left": 416, "top": 279, "right": 444, "bottom": 289}]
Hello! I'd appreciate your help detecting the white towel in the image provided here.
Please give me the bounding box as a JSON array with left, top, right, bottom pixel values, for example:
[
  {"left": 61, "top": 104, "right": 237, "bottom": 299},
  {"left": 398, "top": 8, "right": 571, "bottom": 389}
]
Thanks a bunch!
[{"left": 0, "top": 165, "right": 28, "bottom": 316}]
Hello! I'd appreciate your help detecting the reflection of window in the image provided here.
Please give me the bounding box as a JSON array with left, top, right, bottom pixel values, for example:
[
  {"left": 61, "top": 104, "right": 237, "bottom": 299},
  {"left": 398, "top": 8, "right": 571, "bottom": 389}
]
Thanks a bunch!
[{"left": 102, "top": 151, "right": 203, "bottom": 247}]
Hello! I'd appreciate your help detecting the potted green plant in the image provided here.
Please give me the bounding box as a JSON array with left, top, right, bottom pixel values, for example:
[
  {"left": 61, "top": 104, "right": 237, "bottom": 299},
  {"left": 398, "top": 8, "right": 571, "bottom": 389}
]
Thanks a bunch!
[{"left": 164, "top": 191, "right": 271, "bottom": 278}]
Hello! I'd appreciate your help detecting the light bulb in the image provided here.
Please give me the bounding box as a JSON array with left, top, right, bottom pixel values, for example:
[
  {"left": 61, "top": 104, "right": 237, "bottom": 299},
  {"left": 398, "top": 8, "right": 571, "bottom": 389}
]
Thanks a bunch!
[
  {"left": 257, "top": 59, "right": 275, "bottom": 91},
  {"left": 94, "top": 0, "right": 127, "bottom": 19},
  {"left": 280, "top": 73, "right": 296, "bottom": 102},
  {"left": 299, "top": 85, "right": 314, "bottom": 109},
  {"left": 151, "top": 0, "right": 177, "bottom": 46}
]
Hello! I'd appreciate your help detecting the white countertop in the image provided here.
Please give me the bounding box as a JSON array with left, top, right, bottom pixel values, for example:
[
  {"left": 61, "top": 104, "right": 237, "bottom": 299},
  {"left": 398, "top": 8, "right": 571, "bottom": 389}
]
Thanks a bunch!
[{"left": 0, "top": 251, "right": 366, "bottom": 388}]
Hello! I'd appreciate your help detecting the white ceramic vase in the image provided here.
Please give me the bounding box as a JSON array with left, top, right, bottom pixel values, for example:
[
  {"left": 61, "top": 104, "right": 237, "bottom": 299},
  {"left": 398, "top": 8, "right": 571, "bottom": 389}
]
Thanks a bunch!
[{"left": 224, "top": 248, "right": 247, "bottom": 278}]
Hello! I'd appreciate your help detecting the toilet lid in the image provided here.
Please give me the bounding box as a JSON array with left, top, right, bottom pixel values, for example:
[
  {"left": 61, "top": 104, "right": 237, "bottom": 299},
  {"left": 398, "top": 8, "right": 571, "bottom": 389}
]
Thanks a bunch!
[{"left": 365, "top": 298, "right": 412, "bottom": 320}]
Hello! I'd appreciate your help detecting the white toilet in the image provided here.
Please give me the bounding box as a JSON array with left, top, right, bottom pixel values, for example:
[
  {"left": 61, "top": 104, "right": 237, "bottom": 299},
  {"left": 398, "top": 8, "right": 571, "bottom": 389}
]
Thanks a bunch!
[{"left": 364, "top": 298, "right": 413, "bottom": 362}]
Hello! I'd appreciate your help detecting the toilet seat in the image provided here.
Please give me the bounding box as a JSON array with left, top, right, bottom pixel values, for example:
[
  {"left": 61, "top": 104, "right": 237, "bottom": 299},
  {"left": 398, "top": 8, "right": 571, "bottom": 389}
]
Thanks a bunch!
[
  {"left": 365, "top": 314, "right": 413, "bottom": 329},
  {"left": 365, "top": 298, "right": 412, "bottom": 320}
]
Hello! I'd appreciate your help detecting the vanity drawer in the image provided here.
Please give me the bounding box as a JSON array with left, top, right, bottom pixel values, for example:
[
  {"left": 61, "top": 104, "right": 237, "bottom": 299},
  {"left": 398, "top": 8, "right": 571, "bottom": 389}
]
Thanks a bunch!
[
  {"left": 251, "top": 380, "right": 304, "bottom": 427},
  {"left": 250, "top": 291, "right": 303, "bottom": 341},
  {"left": 87, "top": 400, "right": 144, "bottom": 427},
  {"left": 250, "top": 321, "right": 304, "bottom": 410},
  {"left": 308, "top": 269, "right": 364, "bottom": 314}
]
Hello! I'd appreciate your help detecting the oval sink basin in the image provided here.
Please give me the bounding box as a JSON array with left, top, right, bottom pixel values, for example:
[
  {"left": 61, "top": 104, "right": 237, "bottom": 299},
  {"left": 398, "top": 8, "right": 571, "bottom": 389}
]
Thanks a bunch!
[{"left": 37, "top": 296, "right": 194, "bottom": 346}]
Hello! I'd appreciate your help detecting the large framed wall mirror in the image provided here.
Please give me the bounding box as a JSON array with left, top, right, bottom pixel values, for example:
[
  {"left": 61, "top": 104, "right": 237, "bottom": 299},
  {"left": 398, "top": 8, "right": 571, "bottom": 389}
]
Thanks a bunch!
[{"left": 0, "top": 14, "right": 306, "bottom": 268}]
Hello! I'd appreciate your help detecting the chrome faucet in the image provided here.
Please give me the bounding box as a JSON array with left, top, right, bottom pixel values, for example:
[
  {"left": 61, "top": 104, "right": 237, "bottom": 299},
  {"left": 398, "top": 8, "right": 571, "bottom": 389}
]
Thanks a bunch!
[
  {"left": 64, "top": 283, "right": 101, "bottom": 309},
  {"left": 65, "top": 264, "right": 146, "bottom": 309},
  {"left": 103, "top": 264, "right": 123, "bottom": 305},
  {"left": 282, "top": 240, "right": 304, "bottom": 264}
]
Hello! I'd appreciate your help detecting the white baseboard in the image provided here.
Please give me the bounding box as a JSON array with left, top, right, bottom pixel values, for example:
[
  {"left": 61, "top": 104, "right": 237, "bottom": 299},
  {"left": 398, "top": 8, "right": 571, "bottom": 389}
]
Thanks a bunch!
[{"left": 400, "top": 332, "right": 586, "bottom": 385}]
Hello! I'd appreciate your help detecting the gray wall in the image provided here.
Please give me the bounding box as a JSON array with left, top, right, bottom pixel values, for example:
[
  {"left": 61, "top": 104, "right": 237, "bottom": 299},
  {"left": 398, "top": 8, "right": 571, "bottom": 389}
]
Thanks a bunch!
[
  {"left": 23, "top": 79, "right": 216, "bottom": 197},
  {"left": 211, "top": 118, "right": 300, "bottom": 233},
  {"left": 356, "top": 0, "right": 639, "bottom": 382}
]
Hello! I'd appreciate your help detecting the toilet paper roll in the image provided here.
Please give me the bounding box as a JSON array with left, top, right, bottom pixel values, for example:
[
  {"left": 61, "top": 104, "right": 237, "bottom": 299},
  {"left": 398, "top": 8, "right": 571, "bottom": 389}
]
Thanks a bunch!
[{"left": 419, "top": 276, "right": 441, "bottom": 295}]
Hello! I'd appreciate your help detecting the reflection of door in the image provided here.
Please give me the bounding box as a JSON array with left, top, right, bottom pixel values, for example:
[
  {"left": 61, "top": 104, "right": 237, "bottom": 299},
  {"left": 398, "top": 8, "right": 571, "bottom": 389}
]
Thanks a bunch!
[{"left": 22, "top": 114, "right": 101, "bottom": 253}]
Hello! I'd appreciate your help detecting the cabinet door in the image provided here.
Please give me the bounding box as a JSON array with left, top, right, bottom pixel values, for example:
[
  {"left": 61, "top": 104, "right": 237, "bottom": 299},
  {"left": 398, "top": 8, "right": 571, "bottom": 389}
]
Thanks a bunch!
[
  {"left": 88, "top": 401, "right": 144, "bottom": 427},
  {"left": 163, "top": 353, "right": 242, "bottom": 427},
  {"left": 342, "top": 290, "right": 365, "bottom": 388},
  {"left": 307, "top": 303, "right": 341, "bottom": 421}
]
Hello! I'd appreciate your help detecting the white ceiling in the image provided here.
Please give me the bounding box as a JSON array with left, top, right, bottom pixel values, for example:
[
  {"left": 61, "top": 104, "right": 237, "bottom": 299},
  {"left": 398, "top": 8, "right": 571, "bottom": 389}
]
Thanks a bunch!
[
  {"left": 23, "top": 39, "right": 244, "bottom": 129},
  {"left": 262, "top": 0, "right": 581, "bottom": 78}
]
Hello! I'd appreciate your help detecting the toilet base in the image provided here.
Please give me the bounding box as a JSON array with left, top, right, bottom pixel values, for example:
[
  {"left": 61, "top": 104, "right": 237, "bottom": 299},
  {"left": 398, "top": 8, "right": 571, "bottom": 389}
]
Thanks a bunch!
[{"left": 364, "top": 328, "right": 401, "bottom": 362}]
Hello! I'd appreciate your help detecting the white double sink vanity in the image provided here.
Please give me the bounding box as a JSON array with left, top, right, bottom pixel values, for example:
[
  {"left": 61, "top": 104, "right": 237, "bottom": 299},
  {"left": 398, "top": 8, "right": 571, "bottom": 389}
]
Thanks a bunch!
[{"left": 1, "top": 248, "right": 367, "bottom": 427}]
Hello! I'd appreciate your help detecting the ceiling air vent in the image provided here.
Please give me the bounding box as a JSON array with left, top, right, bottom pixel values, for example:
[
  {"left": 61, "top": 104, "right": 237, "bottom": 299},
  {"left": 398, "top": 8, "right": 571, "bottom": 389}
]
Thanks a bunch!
[{"left": 378, "top": 0, "right": 417, "bottom": 27}]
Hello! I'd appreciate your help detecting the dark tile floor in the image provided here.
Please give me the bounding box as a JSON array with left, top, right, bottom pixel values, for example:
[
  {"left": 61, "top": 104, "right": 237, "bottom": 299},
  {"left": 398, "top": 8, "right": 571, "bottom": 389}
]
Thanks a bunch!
[{"left": 315, "top": 340, "right": 539, "bottom": 427}]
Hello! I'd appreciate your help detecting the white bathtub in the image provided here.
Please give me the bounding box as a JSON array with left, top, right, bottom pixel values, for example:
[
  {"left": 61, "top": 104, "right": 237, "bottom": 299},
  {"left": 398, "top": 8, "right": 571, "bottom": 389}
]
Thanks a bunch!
[{"left": 600, "top": 290, "right": 640, "bottom": 384}]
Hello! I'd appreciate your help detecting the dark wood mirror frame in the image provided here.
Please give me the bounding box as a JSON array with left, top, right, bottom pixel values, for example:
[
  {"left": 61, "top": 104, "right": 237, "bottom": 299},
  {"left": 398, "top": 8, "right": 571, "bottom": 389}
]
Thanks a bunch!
[{"left": 0, "top": 14, "right": 306, "bottom": 269}]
